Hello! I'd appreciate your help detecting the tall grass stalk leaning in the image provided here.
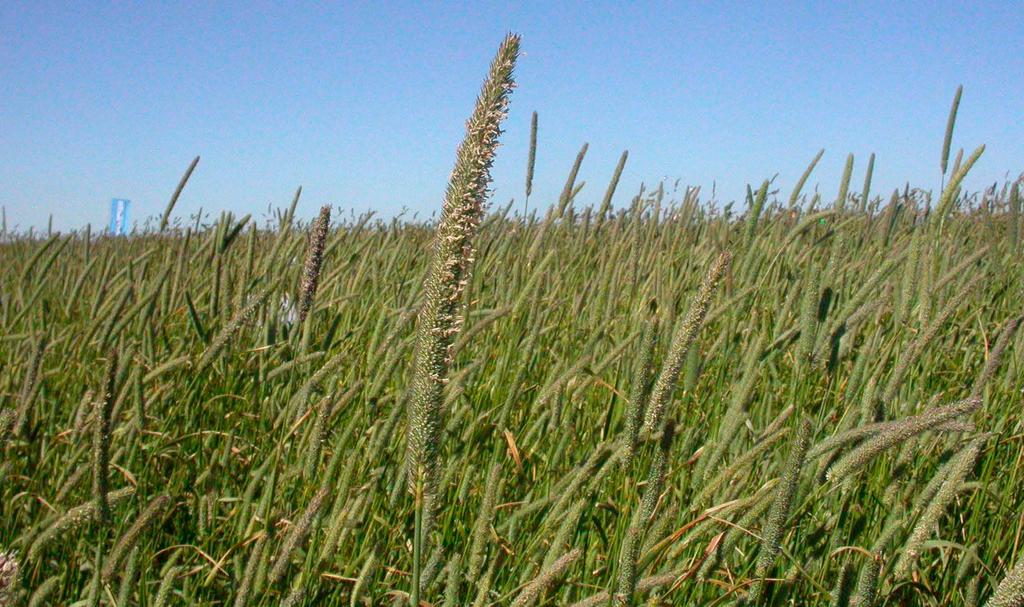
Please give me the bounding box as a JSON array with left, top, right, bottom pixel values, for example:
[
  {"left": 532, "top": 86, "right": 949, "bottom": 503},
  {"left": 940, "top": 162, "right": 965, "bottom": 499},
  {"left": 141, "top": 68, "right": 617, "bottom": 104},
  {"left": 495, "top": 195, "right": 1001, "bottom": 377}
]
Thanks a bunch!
[
  {"left": 298, "top": 205, "right": 331, "bottom": 324},
  {"left": 641, "top": 251, "right": 730, "bottom": 435}
]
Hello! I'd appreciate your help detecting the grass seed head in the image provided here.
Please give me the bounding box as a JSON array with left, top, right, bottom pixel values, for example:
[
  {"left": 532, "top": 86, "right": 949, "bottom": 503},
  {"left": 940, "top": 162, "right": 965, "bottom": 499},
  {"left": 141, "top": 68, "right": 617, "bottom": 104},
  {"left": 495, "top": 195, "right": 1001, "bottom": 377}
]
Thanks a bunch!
[
  {"left": 0, "top": 551, "right": 20, "bottom": 605},
  {"left": 298, "top": 205, "right": 331, "bottom": 323}
]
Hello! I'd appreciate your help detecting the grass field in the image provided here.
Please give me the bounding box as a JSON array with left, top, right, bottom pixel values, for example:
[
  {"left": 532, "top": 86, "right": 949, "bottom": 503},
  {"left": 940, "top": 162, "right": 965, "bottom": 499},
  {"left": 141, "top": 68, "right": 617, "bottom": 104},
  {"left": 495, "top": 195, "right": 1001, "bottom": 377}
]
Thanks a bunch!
[{"left": 2, "top": 34, "right": 1024, "bottom": 606}]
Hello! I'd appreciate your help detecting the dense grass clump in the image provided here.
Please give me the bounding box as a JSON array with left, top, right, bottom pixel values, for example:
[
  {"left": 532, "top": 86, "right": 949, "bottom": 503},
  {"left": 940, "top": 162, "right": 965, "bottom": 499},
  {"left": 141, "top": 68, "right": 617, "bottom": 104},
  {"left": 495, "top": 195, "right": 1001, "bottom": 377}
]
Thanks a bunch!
[{"left": 2, "top": 35, "right": 1024, "bottom": 606}]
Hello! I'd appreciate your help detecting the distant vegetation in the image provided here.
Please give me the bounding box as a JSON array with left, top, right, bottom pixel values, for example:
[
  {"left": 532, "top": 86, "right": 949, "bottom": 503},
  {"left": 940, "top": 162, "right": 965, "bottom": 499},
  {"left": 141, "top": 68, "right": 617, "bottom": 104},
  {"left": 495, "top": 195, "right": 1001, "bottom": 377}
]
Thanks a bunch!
[{"left": 2, "top": 34, "right": 1023, "bottom": 606}]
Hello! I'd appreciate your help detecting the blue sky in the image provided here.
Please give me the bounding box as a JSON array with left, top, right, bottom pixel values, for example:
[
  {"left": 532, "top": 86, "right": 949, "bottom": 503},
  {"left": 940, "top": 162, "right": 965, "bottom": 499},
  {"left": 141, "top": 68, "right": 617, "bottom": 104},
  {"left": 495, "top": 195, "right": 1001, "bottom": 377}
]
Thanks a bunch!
[{"left": 2, "top": 2, "right": 1022, "bottom": 231}]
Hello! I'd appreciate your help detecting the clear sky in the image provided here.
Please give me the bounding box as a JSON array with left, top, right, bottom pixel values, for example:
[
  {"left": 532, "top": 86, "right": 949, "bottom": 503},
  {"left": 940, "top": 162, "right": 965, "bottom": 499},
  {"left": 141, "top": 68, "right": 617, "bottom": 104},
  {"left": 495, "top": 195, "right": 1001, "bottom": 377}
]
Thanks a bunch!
[{"left": 2, "top": 2, "right": 1022, "bottom": 232}]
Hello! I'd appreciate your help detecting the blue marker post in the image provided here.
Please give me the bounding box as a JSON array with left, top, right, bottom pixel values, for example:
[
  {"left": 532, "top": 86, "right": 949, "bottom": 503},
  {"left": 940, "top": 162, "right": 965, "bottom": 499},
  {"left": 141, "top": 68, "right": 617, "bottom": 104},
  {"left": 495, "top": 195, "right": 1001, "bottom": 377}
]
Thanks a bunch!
[{"left": 110, "top": 198, "right": 131, "bottom": 236}]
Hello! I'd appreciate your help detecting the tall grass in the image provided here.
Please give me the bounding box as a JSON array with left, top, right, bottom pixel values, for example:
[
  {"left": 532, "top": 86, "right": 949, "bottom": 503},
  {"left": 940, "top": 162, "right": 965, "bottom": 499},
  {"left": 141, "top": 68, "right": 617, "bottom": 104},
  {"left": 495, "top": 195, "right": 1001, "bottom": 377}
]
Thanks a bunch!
[{"left": 0, "top": 35, "right": 1022, "bottom": 607}]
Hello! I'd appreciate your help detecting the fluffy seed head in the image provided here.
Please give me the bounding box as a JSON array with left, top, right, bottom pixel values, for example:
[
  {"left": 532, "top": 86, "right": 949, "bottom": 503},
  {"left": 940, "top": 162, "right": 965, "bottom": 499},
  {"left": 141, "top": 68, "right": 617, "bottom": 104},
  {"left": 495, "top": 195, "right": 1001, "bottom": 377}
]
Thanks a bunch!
[
  {"left": 642, "top": 251, "right": 731, "bottom": 435},
  {"left": 405, "top": 33, "right": 520, "bottom": 500},
  {"left": 298, "top": 205, "right": 331, "bottom": 323},
  {"left": 0, "top": 551, "right": 20, "bottom": 605},
  {"left": 511, "top": 547, "right": 581, "bottom": 607},
  {"left": 989, "top": 556, "right": 1024, "bottom": 607}
]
